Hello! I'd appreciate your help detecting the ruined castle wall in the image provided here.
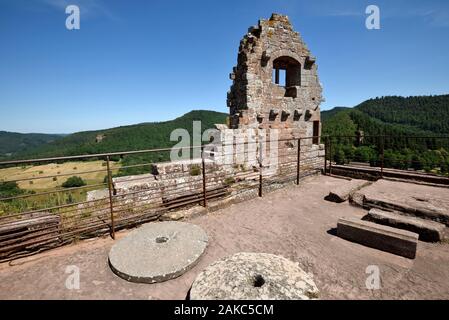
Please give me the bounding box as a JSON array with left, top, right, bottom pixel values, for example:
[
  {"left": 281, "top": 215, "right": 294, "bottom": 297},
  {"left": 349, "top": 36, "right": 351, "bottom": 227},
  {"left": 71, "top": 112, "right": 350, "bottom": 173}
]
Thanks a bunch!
[
  {"left": 227, "top": 14, "right": 323, "bottom": 144},
  {"left": 85, "top": 14, "right": 325, "bottom": 217},
  {"left": 224, "top": 13, "right": 325, "bottom": 178}
]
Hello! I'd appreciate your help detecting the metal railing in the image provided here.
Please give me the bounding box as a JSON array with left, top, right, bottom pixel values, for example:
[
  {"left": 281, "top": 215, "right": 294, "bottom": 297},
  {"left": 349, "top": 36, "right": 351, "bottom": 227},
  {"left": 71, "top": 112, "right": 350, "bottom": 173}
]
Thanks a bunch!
[
  {"left": 324, "top": 135, "right": 449, "bottom": 182},
  {"left": 2, "top": 133, "right": 447, "bottom": 261},
  {"left": 0, "top": 136, "right": 324, "bottom": 261}
]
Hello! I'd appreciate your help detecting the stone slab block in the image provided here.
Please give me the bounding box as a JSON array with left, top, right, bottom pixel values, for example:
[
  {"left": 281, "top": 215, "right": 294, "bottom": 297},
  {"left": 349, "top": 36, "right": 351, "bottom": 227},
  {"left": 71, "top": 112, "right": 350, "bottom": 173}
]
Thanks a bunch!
[
  {"left": 337, "top": 216, "right": 418, "bottom": 259},
  {"left": 366, "top": 208, "right": 446, "bottom": 242}
]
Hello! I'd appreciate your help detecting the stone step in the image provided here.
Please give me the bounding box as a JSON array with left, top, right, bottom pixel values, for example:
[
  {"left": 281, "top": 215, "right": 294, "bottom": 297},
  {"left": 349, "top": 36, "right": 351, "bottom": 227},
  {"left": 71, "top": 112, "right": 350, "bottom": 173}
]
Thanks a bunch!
[
  {"left": 350, "top": 190, "right": 449, "bottom": 227},
  {"left": 365, "top": 208, "right": 446, "bottom": 242},
  {"left": 326, "top": 179, "right": 371, "bottom": 203},
  {"left": 337, "top": 216, "right": 418, "bottom": 259},
  {"left": 349, "top": 179, "right": 449, "bottom": 226}
]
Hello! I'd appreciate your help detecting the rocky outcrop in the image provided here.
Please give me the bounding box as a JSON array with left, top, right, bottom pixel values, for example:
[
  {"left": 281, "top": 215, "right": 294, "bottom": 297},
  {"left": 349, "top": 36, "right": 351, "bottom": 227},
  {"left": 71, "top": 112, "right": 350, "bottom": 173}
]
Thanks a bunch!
[{"left": 326, "top": 179, "right": 371, "bottom": 203}]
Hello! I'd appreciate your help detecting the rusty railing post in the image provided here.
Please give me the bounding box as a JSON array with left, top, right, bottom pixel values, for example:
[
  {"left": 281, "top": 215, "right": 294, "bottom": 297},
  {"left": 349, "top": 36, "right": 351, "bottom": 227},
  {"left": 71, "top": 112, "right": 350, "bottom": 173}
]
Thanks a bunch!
[
  {"left": 296, "top": 138, "right": 301, "bottom": 185},
  {"left": 201, "top": 146, "right": 207, "bottom": 207},
  {"left": 380, "top": 136, "right": 385, "bottom": 178},
  {"left": 258, "top": 139, "right": 263, "bottom": 197},
  {"left": 106, "top": 155, "right": 115, "bottom": 240},
  {"left": 324, "top": 136, "right": 328, "bottom": 175},
  {"left": 329, "top": 137, "right": 333, "bottom": 176}
]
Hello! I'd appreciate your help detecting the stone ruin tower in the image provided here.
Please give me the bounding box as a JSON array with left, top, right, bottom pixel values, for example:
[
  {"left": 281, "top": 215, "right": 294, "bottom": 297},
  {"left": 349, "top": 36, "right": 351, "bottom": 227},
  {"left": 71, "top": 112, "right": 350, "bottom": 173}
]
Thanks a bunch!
[
  {"left": 94, "top": 14, "right": 325, "bottom": 212},
  {"left": 227, "top": 13, "right": 323, "bottom": 143}
]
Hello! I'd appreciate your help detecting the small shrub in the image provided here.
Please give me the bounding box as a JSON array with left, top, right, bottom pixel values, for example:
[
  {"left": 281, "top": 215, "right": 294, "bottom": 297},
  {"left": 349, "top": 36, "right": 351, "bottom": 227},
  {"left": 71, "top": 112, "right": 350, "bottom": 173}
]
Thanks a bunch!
[
  {"left": 62, "top": 176, "right": 86, "bottom": 188},
  {"left": 66, "top": 193, "right": 74, "bottom": 204},
  {"left": 39, "top": 171, "right": 44, "bottom": 174},
  {"left": 81, "top": 211, "right": 92, "bottom": 218},
  {"left": 189, "top": 165, "right": 201, "bottom": 176},
  {"left": 53, "top": 177, "right": 58, "bottom": 182},
  {"left": 224, "top": 177, "right": 236, "bottom": 185},
  {"left": 0, "top": 181, "right": 24, "bottom": 198},
  {"left": 109, "top": 155, "right": 121, "bottom": 162},
  {"left": 73, "top": 167, "right": 77, "bottom": 170},
  {"left": 232, "top": 164, "right": 246, "bottom": 171}
]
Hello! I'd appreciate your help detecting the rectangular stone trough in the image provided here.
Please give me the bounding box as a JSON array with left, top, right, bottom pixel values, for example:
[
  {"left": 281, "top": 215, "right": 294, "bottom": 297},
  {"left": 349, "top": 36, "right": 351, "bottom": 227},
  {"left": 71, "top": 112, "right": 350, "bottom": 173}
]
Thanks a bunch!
[{"left": 337, "top": 216, "right": 419, "bottom": 259}]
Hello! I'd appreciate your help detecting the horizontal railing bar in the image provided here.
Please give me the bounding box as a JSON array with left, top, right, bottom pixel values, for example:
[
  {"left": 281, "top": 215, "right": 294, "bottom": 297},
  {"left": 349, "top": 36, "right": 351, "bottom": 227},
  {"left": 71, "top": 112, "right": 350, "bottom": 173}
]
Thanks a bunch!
[
  {"left": 0, "top": 195, "right": 116, "bottom": 222},
  {"left": 111, "top": 185, "right": 229, "bottom": 207},
  {"left": 1, "top": 132, "right": 448, "bottom": 260},
  {"left": 1, "top": 134, "right": 448, "bottom": 167},
  {"left": 2, "top": 167, "right": 112, "bottom": 184},
  {"left": 324, "top": 135, "right": 449, "bottom": 139},
  {"left": 0, "top": 183, "right": 107, "bottom": 202},
  {"left": 1, "top": 169, "right": 324, "bottom": 255},
  {"left": 0, "top": 136, "right": 328, "bottom": 167},
  {"left": 115, "top": 163, "right": 153, "bottom": 170}
]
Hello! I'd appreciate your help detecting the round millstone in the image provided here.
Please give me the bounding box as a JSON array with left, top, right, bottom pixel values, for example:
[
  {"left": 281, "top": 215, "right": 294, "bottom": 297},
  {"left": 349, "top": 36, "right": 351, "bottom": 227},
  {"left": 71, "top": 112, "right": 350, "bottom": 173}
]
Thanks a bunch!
[
  {"left": 108, "top": 221, "right": 208, "bottom": 283},
  {"left": 190, "top": 252, "right": 319, "bottom": 300}
]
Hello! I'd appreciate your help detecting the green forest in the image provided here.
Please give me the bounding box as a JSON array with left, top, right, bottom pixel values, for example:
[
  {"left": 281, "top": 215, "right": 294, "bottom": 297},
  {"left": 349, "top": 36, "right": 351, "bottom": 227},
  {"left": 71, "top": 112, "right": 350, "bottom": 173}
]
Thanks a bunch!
[
  {"left": 0, "top": 132, "right": 64, "bottom": 159},
  {"left": 2, "top": 110, "right": 228, "bottom": 178},
  {"left": 0, "top": 110, "right": 228, "bottom": 215},
  {"left": 1, "top": 95, "right": 449, "bottom": 216},
  {"left": 2, "top": 95, "right": 449, "bottom": 178},
  {"left": 322, "top": 95, "right": 449, "bottom": 175}
]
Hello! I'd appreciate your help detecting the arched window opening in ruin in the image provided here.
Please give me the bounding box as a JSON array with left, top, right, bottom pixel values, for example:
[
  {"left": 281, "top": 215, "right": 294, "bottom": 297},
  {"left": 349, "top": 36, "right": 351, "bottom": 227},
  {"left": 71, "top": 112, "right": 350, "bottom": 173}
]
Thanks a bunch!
[
  {"left": 272, "top": 56, "right": 301, "bottom": 97},
  {"left": 272, "top": 69, "right": 286, "bottom": 86}
]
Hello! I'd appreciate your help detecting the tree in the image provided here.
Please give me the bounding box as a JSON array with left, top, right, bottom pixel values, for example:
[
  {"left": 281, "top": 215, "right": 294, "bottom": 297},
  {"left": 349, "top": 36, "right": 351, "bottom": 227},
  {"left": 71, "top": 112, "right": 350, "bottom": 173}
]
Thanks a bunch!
[
  {"left": 342, "top": 145, "right": 355, "bottom": 162},
  {"left": 62, "top": 176, "right": 86, "bottom": 188},
  {"left": 0, "top": 181, "right": 24, "bottom": 198},
  {"left": 384, "top": 150, "right": 400, "bottom": 168},
  {"left": 441, "top": 159, "right": 449, "bottom": 175},
  {"left": 411, "top": 154, "right": 423, "bottom": 171},
  {"left": 334, "top": 149, "right": 346, "bottom": 165},
  {"left": 354, "top": 146, "right": 375, "bottom": 163}
]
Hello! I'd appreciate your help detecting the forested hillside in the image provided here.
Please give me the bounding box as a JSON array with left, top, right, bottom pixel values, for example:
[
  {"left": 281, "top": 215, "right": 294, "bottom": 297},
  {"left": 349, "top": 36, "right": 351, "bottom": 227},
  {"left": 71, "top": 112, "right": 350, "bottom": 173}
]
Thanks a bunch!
[
  {"left": 322, "top": 95, "right": 449, "bottom": 137},
  {"left": 0, "top": 132, "right": 64, "bottom": 160},
  {"left": 356, "top": 95, "right": 449, "bottom": 134},
  {"left": 5, "top": 110, "right": 227, "bottom": 177},
  {"left": 322, "top": 95, "right": 449, "bottom": 174},
  {"left": 2, "top": 95, "right": 448, "bottom": 176},
  {"left": 13, "top": 110, "right": 227, "bottom": 160}
]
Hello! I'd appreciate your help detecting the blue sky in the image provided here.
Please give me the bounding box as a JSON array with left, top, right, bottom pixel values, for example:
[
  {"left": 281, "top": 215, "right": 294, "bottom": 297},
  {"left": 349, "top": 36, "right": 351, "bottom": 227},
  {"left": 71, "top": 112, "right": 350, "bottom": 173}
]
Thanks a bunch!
[{"left": 1, "top": 0, "right": 448, "bottom": 133}]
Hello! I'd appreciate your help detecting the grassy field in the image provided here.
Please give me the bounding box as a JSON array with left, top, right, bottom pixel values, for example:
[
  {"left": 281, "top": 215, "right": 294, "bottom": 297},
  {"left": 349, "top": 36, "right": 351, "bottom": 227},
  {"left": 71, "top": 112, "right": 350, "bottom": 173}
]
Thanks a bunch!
[
  {"left": 0, "top": 160, "right": 121, "bottom": 216},
  {"left": 0, "top": 160, "right": 121, "bottom": 190}
]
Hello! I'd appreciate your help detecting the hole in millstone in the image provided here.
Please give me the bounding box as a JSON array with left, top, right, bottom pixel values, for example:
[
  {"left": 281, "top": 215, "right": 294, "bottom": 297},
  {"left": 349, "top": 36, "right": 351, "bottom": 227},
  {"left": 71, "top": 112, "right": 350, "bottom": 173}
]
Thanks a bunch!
[
  {"left": 156, "top": 236, "right": 169, "bottom": 244},
  {"left": 253, "top": 274, "right": 265, "bottom": 288}
]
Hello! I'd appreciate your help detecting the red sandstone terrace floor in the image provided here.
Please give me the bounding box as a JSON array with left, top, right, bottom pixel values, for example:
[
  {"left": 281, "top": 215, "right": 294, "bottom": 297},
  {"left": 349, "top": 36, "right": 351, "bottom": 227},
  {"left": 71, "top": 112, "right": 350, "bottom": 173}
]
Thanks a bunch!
[{"left": 0, "top": 175, "right": 448, "bottom": 300}]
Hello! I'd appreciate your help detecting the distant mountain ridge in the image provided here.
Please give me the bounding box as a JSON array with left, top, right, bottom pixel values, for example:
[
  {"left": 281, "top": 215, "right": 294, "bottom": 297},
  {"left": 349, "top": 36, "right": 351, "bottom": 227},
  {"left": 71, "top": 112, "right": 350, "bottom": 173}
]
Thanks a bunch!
[
  {"left": 320, "top": 106, "right": 349, "bottom": 122},
  {"left": 2, "top": 95, "right": 448, "bottom": 162},
  {"left": 321, "top": 95, "right": 449, "bottom": 174},
  {"left": 322, "top": 95, "right": 449, "bottom": 137},
  {"left": 5, "top": 110, "right": 227, "bottom": 160},
  {"left": 0, "top": 132, "right": 64, "bottom": 159}
]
